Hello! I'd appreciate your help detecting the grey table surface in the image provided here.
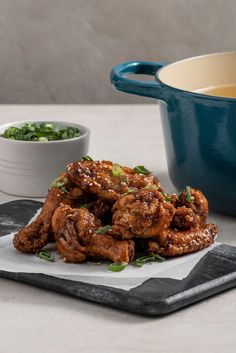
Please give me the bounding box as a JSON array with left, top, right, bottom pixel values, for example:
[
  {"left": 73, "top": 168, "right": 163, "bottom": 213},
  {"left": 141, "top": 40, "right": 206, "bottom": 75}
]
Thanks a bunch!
[{"left": 0, "top": 105, "right": 235, "bottom": 353}]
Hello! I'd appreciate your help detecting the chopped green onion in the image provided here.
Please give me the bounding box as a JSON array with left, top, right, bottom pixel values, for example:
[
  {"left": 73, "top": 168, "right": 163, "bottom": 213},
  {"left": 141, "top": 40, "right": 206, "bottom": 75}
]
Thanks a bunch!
[
  {"left": 133, "top": 165, "right": 151, "bottom": 175},
  {"left": 108, "top": 262, "right": 127, "bottom": 272},
  {"left": 38, "top": 136, "right": 48, "bottom": 142},
  {"left": 51, "top": 175, "right": 68, "bottom": 193},
  {"left": 112, "top": 164, "right": 123, "bottom": 177},
  {"left": 82, "top": 155, "right": 93, "bottom": 161},
  {"left": 134, "top": 254, "right": 165, "bottom": 268},
  {"left": 184, "top": 186, "right": 194, "bottom": 203},
  {"left": 51, "top": 175, "right": 68, "bottom": 188},
  {"left": 95, "top": 225, "right": 112, "bottom": 234},
  {"left": 121, "top": 188, "right": 137, "bottom": 196},
  {"left": 161, "top": 191, "right": 171, "bottom": 202},
  {"left": 1, "top": 122, "right": 80, "bottom": 141},
  {"left": 2, "top": 127, "right": 19, "bottom": 139},
  {"left": 36, "top": 250, "right": 54, "bottom": 262}
]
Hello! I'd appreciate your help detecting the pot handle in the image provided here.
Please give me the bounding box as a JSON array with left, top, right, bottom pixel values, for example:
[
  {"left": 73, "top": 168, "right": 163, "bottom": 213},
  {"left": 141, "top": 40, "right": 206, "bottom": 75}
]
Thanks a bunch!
[{"left": 110, "top": 61, "right": 167, "bottom": 99}]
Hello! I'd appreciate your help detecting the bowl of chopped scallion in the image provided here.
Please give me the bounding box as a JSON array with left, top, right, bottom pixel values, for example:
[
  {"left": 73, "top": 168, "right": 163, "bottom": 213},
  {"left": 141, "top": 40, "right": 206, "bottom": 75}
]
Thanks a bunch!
[
  {"left": 0, "top": 121, "right": 90, "bottom": 197},
  {"left": 1, "top": 122, "right": 81, "bottom": 142}
]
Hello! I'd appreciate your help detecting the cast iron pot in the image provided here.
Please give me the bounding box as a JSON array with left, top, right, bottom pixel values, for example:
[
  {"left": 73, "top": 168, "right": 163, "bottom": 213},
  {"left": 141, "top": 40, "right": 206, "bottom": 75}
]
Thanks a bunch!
[{"left": 111, "top": 52, "right": 236, "bottom": 216}]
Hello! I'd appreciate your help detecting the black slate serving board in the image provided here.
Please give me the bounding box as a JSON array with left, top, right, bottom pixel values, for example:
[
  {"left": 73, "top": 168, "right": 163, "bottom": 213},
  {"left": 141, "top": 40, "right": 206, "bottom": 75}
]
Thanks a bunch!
[{"left": 0, "top": 200, "right": 236, "bottom": 316}]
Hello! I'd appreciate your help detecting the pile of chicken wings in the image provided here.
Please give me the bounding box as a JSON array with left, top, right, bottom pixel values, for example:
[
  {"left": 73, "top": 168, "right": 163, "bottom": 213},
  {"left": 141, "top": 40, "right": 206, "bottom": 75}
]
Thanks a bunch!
[{"left": 13, "top": 159, "right": 217, "bottom": 264}]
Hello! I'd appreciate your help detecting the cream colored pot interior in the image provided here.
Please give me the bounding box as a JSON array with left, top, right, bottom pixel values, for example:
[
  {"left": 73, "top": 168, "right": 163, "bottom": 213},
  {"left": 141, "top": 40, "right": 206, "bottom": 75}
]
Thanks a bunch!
[{"left": 158, "top": 52, "right": 236, "bottom": 92}]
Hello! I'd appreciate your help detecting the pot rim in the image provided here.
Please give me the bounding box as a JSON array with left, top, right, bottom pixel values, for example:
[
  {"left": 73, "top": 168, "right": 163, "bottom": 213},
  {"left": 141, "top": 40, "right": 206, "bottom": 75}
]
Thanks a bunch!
[{"left": 157, "top": 51, "right": 236, "bottom": 102}]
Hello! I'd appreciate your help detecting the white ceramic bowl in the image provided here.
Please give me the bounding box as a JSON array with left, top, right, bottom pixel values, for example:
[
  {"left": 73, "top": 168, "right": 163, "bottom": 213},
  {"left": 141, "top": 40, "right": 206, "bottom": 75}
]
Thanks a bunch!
[{"left": 0, "top": 120, "right": 90, "bottom": 197}]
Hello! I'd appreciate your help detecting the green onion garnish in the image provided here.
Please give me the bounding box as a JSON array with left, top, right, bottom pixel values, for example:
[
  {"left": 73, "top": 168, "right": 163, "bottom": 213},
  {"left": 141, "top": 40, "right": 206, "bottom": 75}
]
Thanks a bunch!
[
  {"left": 134, "top": 254, "right": 165, "bottom": 268},
  {"left": 133, "top": 165, "right": 151, "bottom": 175},
  {"left": 36, "top": 250, "right": 54, "bottom": 262},
  {"left": 112, "top": 164, "right": 123, "bottom": 177},
  {"left": 82, "top": 155, "right": 93, "bottom": 161},
  {"left": 95, "top": 225, "right": 112, "bottom": 234},
  {"left": 108, "top": 262, "right": 127, "bottom": 272},
  {"left": 51, "top": 175, "right": 68, "bottom": 193},
  {"left": 122, "top": 188, "right": 137, "bottom": 196},
  {"left": 1, "top": 122, "right": 80, "bottom": 141},
  {"left": 185, "top": 186, "right": 194, "bottom": 203},
  {"left": 161, "top": 191, "right": 171, "bottom": 202},
  {"left": 38, "top": 137, "right": 48, "bottom": 142}
]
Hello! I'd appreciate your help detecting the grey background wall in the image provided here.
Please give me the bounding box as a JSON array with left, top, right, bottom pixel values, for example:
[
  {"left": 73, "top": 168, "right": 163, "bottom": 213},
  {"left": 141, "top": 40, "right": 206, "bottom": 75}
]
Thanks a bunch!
[{"left": 0, "top": 0, "right": 235, "bottom": 104}]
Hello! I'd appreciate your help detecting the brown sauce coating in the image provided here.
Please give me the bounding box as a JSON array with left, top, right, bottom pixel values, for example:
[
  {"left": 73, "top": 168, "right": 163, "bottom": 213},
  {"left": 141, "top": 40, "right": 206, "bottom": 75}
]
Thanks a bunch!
[
  {"left": 13, "top": 188, "right": 74, "bottom": 253},
  {"left": 146, "top": 224, "right": 217, "bottom": 257},
  {"left": 13, "top": 160, "right": 217, "bottom": 262},
  {"left": 66, "top": 160, "right": 162, "bottom": 201},
  {"left": 52, "top": 205, "right": 134, "bottom": 263},
  {"left": 112, "top": 189, "right": 175, "bottom": 239}
]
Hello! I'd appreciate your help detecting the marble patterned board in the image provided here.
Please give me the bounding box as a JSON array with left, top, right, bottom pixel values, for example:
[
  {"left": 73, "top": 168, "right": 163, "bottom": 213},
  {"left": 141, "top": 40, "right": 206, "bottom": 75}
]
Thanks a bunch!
[{"left": 0, "top": 200, "right": 235, "bottom": 316}]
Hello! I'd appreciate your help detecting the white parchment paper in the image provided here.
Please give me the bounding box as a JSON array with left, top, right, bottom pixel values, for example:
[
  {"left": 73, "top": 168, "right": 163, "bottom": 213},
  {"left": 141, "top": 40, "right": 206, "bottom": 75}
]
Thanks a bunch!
[
  {"left": 0, "top": 232, "right": 218, "bottom": 290},
  {"left": 0, "top": 208, "right": 218, "bottom": 290}
]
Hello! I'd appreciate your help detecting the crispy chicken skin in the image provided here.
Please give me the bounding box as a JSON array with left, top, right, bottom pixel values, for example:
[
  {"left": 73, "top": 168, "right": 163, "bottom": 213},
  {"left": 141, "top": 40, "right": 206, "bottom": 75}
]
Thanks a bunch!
[
  {"left": 13, "top": 188, "right": 74, "bottom": 253},
  {"left": 52, "top": 205, "right": 135, "bottom": 263},
  {"left": 66, "top": 160, "right": 162, "bottom": 201},
  {"left": 146, "top": 223, "right": 217, "bottom": 257},
  {"left": 111, "top": 189, "right": 175, "bottom": 239}
]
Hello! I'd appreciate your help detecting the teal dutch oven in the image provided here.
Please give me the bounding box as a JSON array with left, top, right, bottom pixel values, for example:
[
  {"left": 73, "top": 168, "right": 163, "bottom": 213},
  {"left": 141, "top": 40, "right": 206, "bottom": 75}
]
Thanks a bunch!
[{"left": 110, "top": 52, "right": 236, "bottom": 216}]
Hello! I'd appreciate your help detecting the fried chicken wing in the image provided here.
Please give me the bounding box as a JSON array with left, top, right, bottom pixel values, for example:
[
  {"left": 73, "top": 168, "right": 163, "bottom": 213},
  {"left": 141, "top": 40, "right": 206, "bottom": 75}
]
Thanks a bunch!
[
  {"left": 52, "top": 204, "right": 135, "bottom": 263},
  {"left": 12, "top": 159, "right": 217, "bottom": 265},
  {"left": 146, "top": 223, "right": 217, "bottom": 257},
  {"left": 13, "top": 188, "right": 75, "bottom": 253},
  {"left": 111, "top": 189, "right": 175, "bottom": 239},
  {"left": 66, "top": 160, "right": 162, "bottom": 201}
]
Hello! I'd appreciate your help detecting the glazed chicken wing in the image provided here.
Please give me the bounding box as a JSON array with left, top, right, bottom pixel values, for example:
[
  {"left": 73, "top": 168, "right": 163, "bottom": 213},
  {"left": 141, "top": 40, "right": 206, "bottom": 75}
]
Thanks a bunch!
[
  {"left": 13, "top": 187, "right": 75, "bottom": 253},
  {"left": 66, "top": 160, "right": 162, "bottom": 201},
  {"left": 12, "top": 159, "right": 217, "bottom": 264},
  {"left": 52, "top": 204, "right": 135, "bottom": 263},
  {"left": 146, "top": 223, "right": 217, "bottom": 257},
  {"left": 111, "top": 189, "right": 175, "bottom": 239}
]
